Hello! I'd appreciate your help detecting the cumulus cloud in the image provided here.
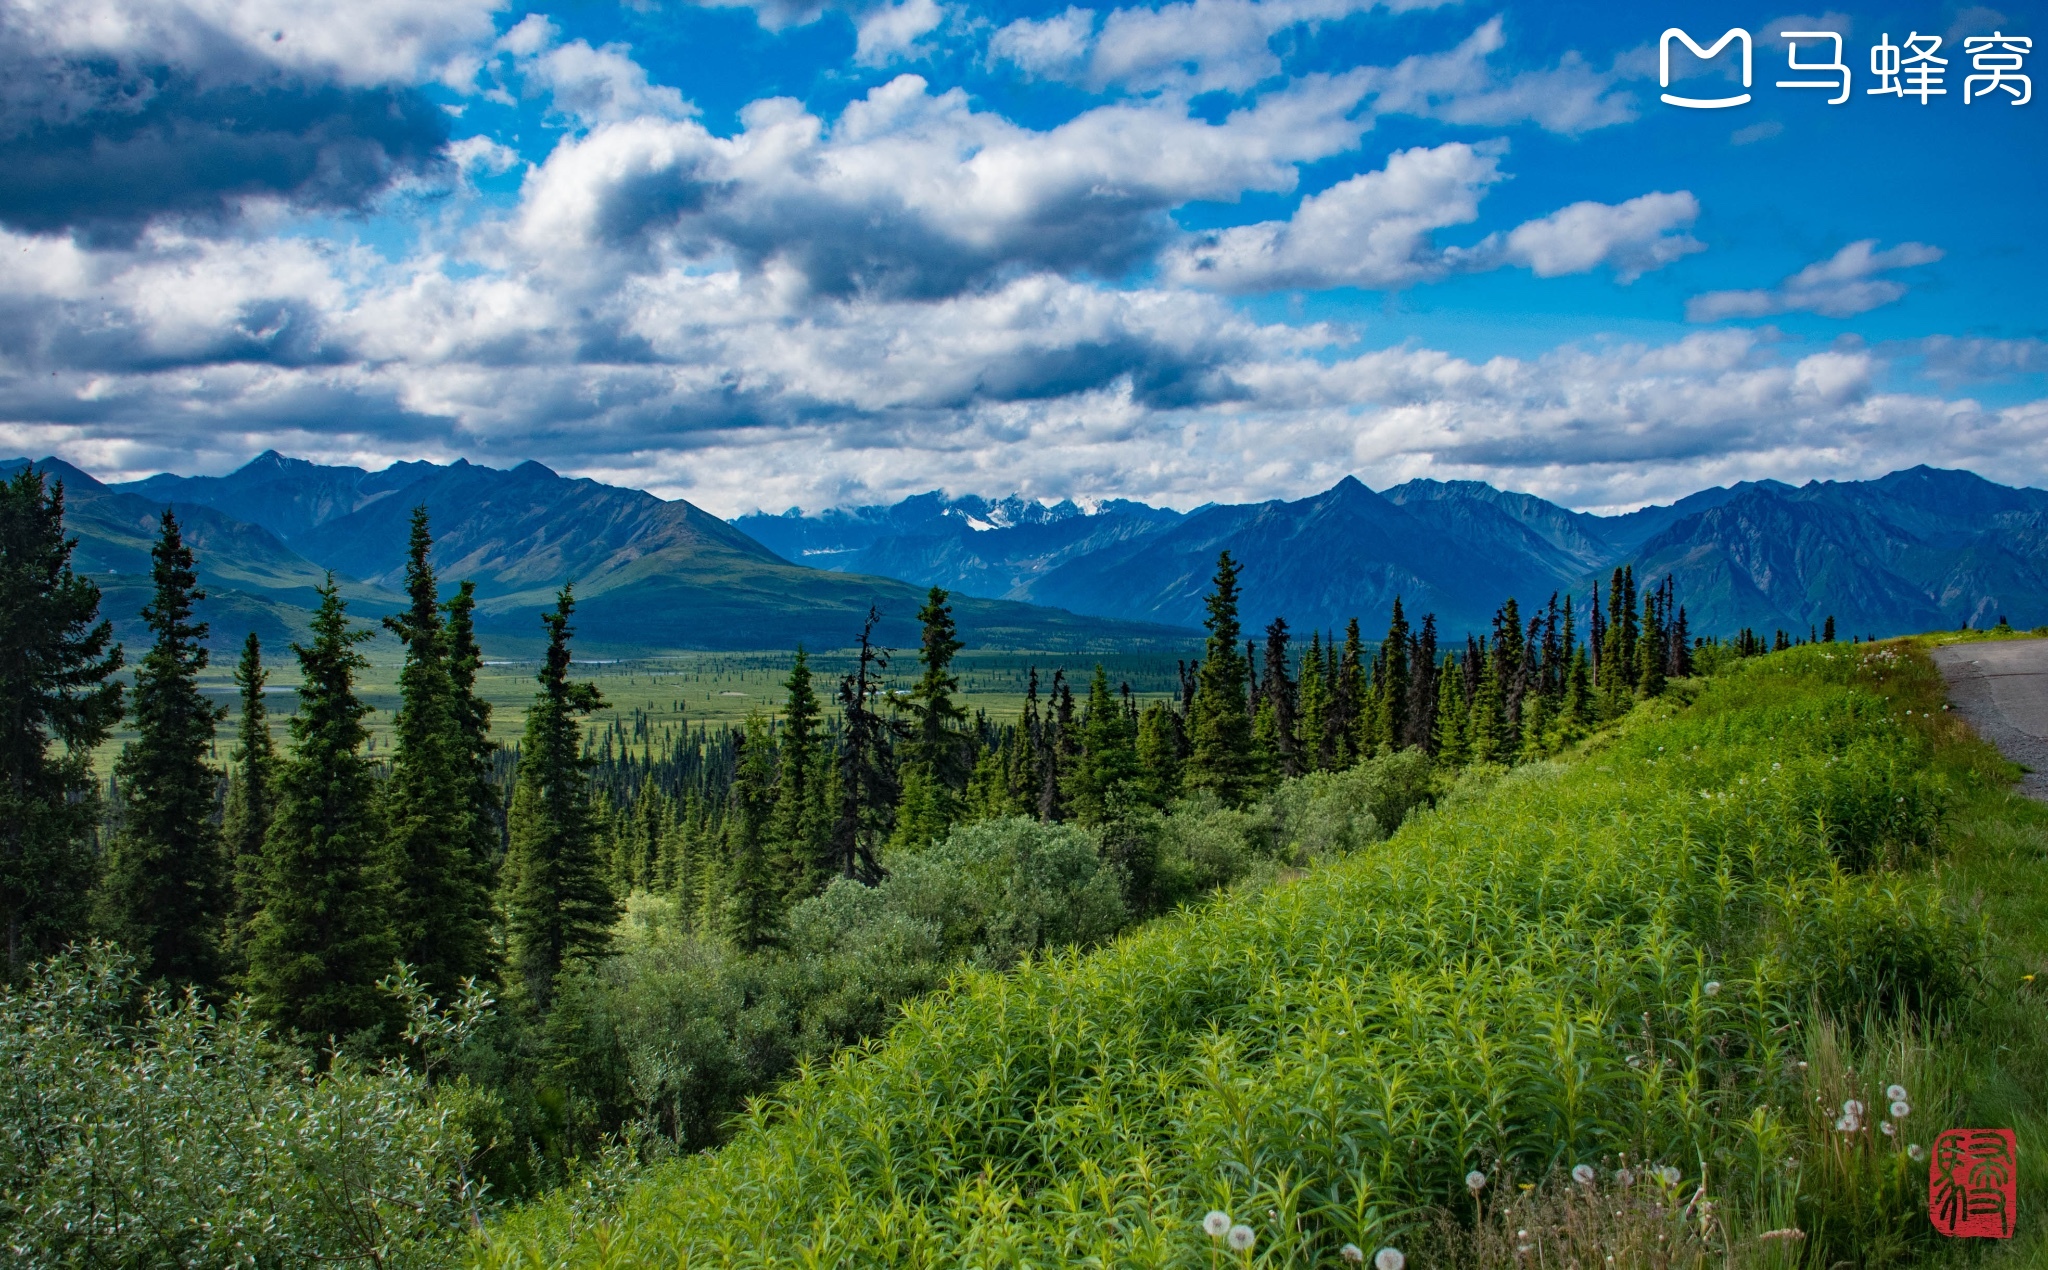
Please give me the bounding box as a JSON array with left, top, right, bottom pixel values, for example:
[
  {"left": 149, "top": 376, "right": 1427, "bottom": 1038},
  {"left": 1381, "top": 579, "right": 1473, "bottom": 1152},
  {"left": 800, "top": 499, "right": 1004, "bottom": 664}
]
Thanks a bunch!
[
  {"left": 1163, "top": 149, "right": 1700, "bottom": 293},
  {"left": 855, "top": 0, "right": 947, "bottom": 65},
  {"left": 1913, "top": 335, "right": 2048, "bottom": 385},
  {"left": 510, "top": 71, "right": 1379, "bottom": 297},
  {"left": 0, "top": 0, "right": 502, "bottom": 241},
  {"left": 497, "top": 18, "right": 696, "bottom": 125},
  {"left": 1357, "top": 17, "right": 1639, "bottom": 134},
  {"left": 1688, "top": 239, "right": 1943, "bottom": 322},
  {"left": 1161, "top": 142, "right": 1504, "bottom": 292},
  {"left": 1486, "top": 191, "right": 1704, "bottom": 283}
]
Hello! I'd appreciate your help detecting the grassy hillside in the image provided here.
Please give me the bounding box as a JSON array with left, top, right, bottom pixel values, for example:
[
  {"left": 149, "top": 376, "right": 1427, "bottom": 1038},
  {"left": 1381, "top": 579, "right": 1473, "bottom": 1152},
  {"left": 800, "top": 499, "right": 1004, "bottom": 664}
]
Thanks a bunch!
[{"left": 478, "top": 640, "right": 2046, "bottom": 1268}]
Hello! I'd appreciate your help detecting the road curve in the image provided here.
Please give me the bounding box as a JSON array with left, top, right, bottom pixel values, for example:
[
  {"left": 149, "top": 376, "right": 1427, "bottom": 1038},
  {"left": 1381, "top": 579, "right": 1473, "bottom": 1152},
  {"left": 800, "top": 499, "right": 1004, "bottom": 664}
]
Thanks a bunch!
[{"left": 1932, "top": 637, "right": 2048, "bottom": 801}]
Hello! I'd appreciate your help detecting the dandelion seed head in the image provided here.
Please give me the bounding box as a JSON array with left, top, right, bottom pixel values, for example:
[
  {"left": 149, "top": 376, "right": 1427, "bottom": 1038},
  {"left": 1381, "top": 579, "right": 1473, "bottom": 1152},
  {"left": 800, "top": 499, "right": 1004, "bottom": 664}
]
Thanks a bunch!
[
  {"left": 1843, "top": 1100, "right": 1864, "bottom": 1117},
  {"left": 1908, "top": 1144, "right": 1926, "bottom": 1162},
  {"left": 1615, "top": 1169, "right": 1635, "bottom": 1187},
  {"left": 1890, "top": 1100, "right": 1910, "bottom": 1118},
  {"left": 1572, "top": 1164, "right": 1596, "bottom": 1186},
  {"left": 1881, "top": 1121, "right": 1896, "bottom": 1136},
  {"left": 1374, "top": 1249, "right": 1405, "bottom": 1270},
  {"left": 1772, "top": 762, "right": 1781, "bottom": 770},
  {"left": 1466, "top": 1169, "right": 1488, "bottom": 1193},
  {"left": 1227, "top": 1224, "right": 1255, "bottom": 1252},
  {"left": 1339, "top": 1244, "right": 1364, "bottom": 1264},
  {"left": 1203, "top": 1211, "right": 1230, "bottom": 1238},
  {"left": 1704, "top": 981, "right": 1721, "bottom": 997},
  {"left": 1886, "top": 1084, "right": 1907, "bottom": 1102}
]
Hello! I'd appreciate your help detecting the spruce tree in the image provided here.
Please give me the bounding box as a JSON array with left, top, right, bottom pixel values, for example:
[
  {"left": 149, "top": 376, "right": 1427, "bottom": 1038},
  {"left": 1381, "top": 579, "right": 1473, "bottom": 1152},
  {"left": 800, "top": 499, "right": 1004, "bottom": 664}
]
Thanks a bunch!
[
  {"left": 1375, "top": 599, "right": 1410, "bottom": 754},
  {"left": 1296, "top": 631, "right": 1328, "bottom": 772},
  {"left": 722, "top": 714, "right": 780, "bottom": 950},
  {"left": 0, "top": 467, "right": 124, "bottom": 979},
  {"left": 1404, "top": 614, "right": 1439, "bottom": 752},
  {"left": 1636, "top": 592, "right": 1667, "bottom": 700},
  {"left": 1184, "top": 552, "right": 1255, "bottom": 806},
  {"left": 1467, "top": 638, "right": 1504, "bottom": 764},
  {"left": 771, "top": 648, "right": 827, "bottom": 896},
  {"left": 828, "top": 608, "right": 895, "bottom": 884},
  {"left": 1334, "top": 619, "right": 1367, "bottom": 767},
  {"left": 1822, "top": 614, "right": 1836, "bottom": 644},
  {"left": 1431, "top": 654, "right": 1466, "bottom": 765},
  {"left": 248, "top": 578, "right": 397, "bottom": 1042},
  {"left": 1068, "top": 665, "right": 1138, "bottom": 823},
  {"left": 100, "top": 510, "right": 228, "bottom": 987},
  {"left": 1257, "top": 619, "right": 1299, "bottom": 779},
  {"left": 891, "top": 588, "right": 972, "bottom": 847},
  {"left": 1133, "top": 701, "right": 1184, "bottom": 808},
  {"left": 444, "top": 580, "right": 501, "bottom": 886},
  {"left": 221, "top": 632, "right": 276, "bottom": 971},
  {"left": 382, "top": 508, "right": 490, "bottom": 995},
  {"left": 501, "top": 587, "right": 616, "bottom": 1010}
]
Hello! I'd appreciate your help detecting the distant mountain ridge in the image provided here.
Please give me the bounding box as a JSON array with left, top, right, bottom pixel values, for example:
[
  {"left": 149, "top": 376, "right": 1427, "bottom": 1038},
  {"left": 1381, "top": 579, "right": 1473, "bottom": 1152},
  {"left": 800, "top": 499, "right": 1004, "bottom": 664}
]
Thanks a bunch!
[
  {"left": 70, "top": 452, "right": 1191, "bottom": 653},
  {"left": 743, "top": 466, "right": 2048, "bottom": 638},
  {"left": 24, "top": 450, "right": 2041, "bottom": 653}
]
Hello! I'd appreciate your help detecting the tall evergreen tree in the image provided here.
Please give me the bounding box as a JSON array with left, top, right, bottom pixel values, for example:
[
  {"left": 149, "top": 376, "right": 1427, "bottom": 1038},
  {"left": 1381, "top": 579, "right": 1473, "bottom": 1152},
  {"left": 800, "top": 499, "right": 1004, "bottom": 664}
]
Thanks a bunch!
[
  {"left": 382, "top": 508, "right": 490, "bottom": 995},
  {"left": 1374, "top": 599, "right": 1410, "bottom": 754},
  {"left": 1257, "top": 619, "right": 1299, "bottom": 780},
  {"left": 828, "top": 608, "right": 895, "bottom": 884},
  {"left": 221, "top": 632, "right": 276, "bottom": 970},
  {"left": 1432, "top": 654, "right": 1466, "bottom": 765},
  {"left": 1068, "top": 665, "right": 1138, "bottom": 823},
  {"left": 1467, "top": 637, "right": 1504, "bottom": 764},
  {"left": 1334, "top": 619, "right": 1367, "bottom": 767},
  {"left": 1296, "top": 631, "right": 1328, "bottom": 772},
  {"left": 891, "top": 588, "right": 972, "bottom": 848},
  {"left": 1636, "top": 591, "right": 1667, "bottom": 700},
  {"left": 1403, "top": 614, "right": 1439, "bottom": 752},
  {"left": 771, "top": 648, "right": 828, "bottom": 897},
  {"left": 1133, "top": 700, "right": 1184, "bottom": 808},
  {"left": 1184, "top": 552, "right": 1256, "bottom": 805},
  {"left": 444, "top": 580, "right": 503, "bottom": 888},
  {"left": 0, "top": 467, "right": 124, "bottom": 979},
  {"left": 100, "top": 510, "right": 228, "bottom": 987},
  {"left": 722, "top": 714, "right": 780, "bottom": 950},
  {"left": 248, "top": 578, "right": 397, "bottom": 1041},
  {"left": 501, "top": 586, "right": 616, "bottom": 1010}
]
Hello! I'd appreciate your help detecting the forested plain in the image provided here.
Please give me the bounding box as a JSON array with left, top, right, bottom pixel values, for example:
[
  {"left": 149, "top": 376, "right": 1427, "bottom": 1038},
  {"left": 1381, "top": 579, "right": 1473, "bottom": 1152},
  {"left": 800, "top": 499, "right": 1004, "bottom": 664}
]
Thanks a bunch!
[{"left": 2, "top": 463, "right": 2043, "bottom": 1267}]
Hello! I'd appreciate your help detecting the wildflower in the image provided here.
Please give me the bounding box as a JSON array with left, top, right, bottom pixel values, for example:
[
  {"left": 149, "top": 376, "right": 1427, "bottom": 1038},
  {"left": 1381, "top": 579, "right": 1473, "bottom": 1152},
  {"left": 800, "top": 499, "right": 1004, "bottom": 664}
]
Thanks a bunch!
[
  {"left": 1890, "top": 1100, "right": 1910, "bottom": 1118},
  {"left": 1374, "top": 1249, "right": 1406, "bottom": 1270},
  {"left": 1843, "top": 1100, "right": 1864, "bottom": 1118},
  {"left": 1655, "top": 1165, "right": 1681, "bottom": 1186},
  {"left": 1466, "top": 1169, "right": 1488, "bottom": 1194},
  {"left": 1572, "top": 1164, "right": 1596, "bottom": 1186},
  {"left": 1339, "top": 1245, "right": 1364, "bottom": 1264},
  {"left": 1615, "top": 1169, "right": 1635, "bottom": 1187},
  {"left": 1204, "top": 1211, "right": 1230, "bottom": 1238},
  {"left": 1797, "top": 1060, "right": 1809, "bottom": 1071},
  {"left": 1772, "top": 762, "right": 1781, "bottom": 770},
  {"left": 1227, "top": 1224, "right": 1255, "bottom": 1252},
  {"left": 1704, "top": 981, "right": 1721, "bottom": 997},
  {"left": 1881, "top": 1121, "right": 1896, "bottom": 1137},
  {"left": 1908, "top": 1144, "right": 1927, "bottom": 1162},
  {"left": 1886, "top": 1084, "right": 1907, "bottom": 1101}
]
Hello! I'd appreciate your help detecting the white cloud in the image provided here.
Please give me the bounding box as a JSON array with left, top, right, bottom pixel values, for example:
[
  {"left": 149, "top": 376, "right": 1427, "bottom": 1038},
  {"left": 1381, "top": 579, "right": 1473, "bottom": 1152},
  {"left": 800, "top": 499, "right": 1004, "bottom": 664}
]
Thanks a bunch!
[
  {"left": 987, "top": 6, "right": 1096, "bottom": 77},
  {"left": 1688, "top": 239, "right": 1943, "bottom": 321},
  {"left": 1163, "top": 150, "right": 1702, "bottom": 293},
  {"left": 855, "top": 0, "right": 947, "bottom": 65},
  {"left": 5, "top": 0, "right": 504, "bottom": 90},
  {"left": 1491, "top": 191, "right": 1704, "bottom": 283},
  {"left": 1357, "top": 17, "right": 1639, "bottom": 135},
  {"left": 1161, "top": 141, "right": 1505, "bottom": 292},
  {"left": 509, "top": 71, "right": 1379, "bottom": 296}
]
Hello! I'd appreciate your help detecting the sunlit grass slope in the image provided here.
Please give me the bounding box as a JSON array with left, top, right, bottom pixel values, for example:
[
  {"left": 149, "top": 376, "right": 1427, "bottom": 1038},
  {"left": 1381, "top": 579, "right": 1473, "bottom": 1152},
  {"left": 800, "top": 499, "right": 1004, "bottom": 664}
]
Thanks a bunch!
[{"left": 479, "top": 644, "right": 2003, "bottom": 1267}]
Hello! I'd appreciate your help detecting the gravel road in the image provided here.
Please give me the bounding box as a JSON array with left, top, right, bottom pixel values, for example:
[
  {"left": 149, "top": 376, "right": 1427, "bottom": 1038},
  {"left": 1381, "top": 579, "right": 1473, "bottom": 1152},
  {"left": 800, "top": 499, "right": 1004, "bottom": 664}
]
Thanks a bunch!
[{"left": 1933, "top": 638, "right": 2048, "bottom": 801}]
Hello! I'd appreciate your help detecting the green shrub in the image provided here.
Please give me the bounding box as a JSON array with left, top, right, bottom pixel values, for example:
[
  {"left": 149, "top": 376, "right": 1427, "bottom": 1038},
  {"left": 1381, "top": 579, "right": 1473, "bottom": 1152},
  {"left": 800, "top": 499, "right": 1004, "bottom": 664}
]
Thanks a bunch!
[{"left": 0, "top": 945, "right": 478, "bottom": 1268}]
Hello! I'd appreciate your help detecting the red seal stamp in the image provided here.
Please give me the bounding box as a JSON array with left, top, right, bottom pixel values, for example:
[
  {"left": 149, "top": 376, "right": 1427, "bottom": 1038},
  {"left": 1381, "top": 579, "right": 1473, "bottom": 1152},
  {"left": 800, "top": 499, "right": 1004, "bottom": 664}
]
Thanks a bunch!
[{"left": 1929, "top": 1129, "right": 2017, "bottom": 1238}]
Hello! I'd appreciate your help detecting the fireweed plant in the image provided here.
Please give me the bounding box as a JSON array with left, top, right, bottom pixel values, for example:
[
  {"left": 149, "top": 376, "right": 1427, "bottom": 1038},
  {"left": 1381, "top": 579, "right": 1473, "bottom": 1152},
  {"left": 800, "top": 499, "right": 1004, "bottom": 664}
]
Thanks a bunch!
[{"left": 480, "top": 642, "right": 2006, "bottom": 1266}]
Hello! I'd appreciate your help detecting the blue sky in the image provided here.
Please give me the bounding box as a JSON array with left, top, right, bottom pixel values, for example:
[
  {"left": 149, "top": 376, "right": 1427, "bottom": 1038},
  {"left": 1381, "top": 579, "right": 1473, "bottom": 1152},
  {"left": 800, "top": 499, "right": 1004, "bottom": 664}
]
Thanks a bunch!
[{"left": 0, "top": 0, "right": 2040, "bottom": 514}]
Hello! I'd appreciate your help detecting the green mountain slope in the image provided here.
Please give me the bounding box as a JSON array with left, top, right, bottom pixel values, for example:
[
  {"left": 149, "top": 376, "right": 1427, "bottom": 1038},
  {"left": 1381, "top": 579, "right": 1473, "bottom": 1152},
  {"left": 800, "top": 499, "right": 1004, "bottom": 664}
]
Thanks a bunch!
[{"left": 7, "top": 458, "right": 400, "bottom": 647}]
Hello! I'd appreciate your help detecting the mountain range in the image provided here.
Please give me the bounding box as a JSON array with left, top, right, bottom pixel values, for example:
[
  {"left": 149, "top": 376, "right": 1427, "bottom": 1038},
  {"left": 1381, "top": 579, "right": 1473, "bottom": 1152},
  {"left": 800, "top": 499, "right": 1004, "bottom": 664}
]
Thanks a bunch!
[
  {"left": 14, "top": 451, "right": 2041, "bottom": 655},
  {"left": 7, "top": 454, "right": 1188, "bottom": 654},
  {"left": 741, "top": 467, "right": 2047, "bottom": 639}
]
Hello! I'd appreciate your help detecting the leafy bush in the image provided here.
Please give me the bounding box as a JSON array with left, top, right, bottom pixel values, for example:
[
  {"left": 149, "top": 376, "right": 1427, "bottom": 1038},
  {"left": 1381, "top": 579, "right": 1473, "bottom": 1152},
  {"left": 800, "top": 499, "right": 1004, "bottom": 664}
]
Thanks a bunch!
[{"left": 0, "top": 945, "right": 478, "bottom": 1268}]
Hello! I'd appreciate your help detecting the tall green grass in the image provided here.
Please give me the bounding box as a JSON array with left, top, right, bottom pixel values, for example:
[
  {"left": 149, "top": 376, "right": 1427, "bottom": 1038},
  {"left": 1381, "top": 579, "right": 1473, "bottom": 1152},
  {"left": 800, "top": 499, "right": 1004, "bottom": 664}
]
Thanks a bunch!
[{"left": 478, "top": 644, "right": 1985, "bottom": 1267}]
